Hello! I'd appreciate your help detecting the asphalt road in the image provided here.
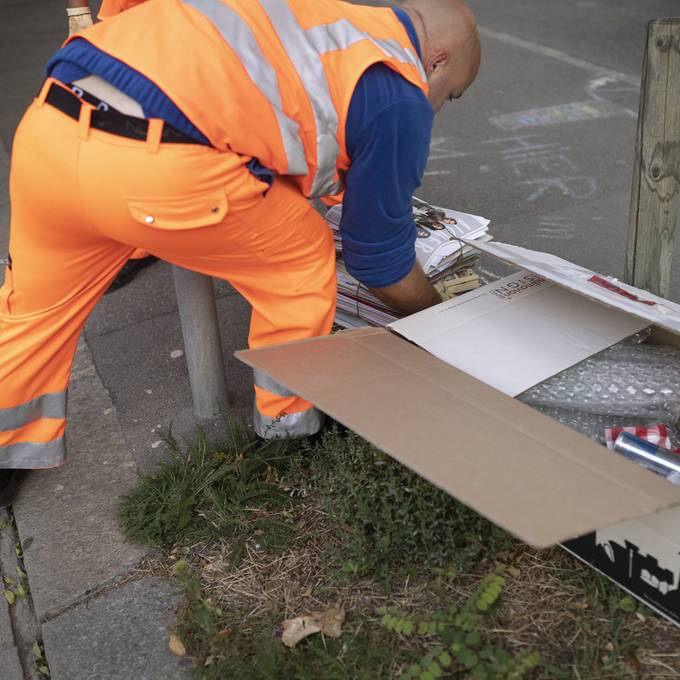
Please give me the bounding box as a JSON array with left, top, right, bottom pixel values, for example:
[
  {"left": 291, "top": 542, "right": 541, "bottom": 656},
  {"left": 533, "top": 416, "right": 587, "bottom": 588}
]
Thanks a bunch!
[
  {"left": 1, "top": 0, "right": 679, "bottom": 457},
  {"left": 423, "top": 0, "right": 680, "bottom": 295}
]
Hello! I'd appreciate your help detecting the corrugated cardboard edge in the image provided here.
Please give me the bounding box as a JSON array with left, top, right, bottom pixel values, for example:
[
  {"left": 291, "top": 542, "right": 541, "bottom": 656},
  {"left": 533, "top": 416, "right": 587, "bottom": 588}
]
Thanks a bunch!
[
  {"left": 237, "top": 328, "right": 680, "bottom": 548},
  {"left": 464, "top": 239, "right": 680, "bottom": 336}
]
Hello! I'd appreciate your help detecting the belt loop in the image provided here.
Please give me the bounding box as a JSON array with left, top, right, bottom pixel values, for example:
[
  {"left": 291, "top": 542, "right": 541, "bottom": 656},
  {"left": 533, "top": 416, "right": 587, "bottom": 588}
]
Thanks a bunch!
[
  {"left": 78, "top": 102, "right": 94, "bottom": 140},
  {"left": 146, "top": 118, "right": 163, "bottom": 154},
  {"left": 35, "top": 79, "right": 53, "bottom": 108}
]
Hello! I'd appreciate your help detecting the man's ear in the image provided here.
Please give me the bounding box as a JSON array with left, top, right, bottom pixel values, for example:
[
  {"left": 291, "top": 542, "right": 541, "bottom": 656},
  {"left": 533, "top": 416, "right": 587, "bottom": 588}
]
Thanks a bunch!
[{"left": 427, "top": 50, "right": 449, "bottom": 77}]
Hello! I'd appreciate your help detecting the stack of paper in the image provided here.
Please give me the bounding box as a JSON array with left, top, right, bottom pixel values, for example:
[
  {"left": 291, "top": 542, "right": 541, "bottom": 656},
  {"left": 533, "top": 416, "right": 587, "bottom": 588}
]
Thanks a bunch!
[{"left": 327, "top": 198, "right": 492, "bottom": 328}]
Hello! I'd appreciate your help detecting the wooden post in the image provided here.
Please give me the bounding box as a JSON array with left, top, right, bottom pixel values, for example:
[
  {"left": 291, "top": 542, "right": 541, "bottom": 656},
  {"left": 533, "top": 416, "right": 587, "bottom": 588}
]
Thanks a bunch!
[{"left": 625, "top": 18, "right": 680, "bottom": 298}]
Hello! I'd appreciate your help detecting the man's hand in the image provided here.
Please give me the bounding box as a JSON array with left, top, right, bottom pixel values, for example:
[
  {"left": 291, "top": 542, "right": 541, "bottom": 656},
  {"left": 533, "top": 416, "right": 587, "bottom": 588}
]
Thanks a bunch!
[
  {"left": 369, "top": 261, "right": 442, "bottom": 316},
  {"left": 67, "top": 0, "right": 93, "bottom": 36}
]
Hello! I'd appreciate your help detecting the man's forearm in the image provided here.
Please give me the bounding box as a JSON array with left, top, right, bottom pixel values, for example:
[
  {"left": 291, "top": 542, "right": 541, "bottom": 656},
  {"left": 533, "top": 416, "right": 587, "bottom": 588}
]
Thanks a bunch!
[{"left": 369, "top": 261, "right": 442, "bottom": 316}]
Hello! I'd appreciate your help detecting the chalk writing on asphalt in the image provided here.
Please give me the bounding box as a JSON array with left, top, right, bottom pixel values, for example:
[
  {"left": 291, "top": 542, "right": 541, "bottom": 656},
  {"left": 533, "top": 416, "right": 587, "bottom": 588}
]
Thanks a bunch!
[
  {"left": 536, "top": 217, "right": 577, "bottom": 241},
  {"left": 428, "top": 136, "right": 469, "bottom": 161},
  {"left": 482, "top": 135, "right": 597, "bottom": 203}
]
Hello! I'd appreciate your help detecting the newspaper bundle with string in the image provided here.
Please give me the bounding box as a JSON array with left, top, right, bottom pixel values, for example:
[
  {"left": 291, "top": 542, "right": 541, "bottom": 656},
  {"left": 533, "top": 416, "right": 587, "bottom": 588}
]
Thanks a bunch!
[{"left": 326, "top": 198, "right": 492, "bottom": 328}]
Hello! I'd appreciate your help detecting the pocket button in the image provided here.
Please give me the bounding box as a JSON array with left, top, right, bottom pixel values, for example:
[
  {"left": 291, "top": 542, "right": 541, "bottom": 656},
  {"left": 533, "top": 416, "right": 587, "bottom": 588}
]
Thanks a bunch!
[{"left": 145, "top": 215, "right": 155, "bottom": 224}]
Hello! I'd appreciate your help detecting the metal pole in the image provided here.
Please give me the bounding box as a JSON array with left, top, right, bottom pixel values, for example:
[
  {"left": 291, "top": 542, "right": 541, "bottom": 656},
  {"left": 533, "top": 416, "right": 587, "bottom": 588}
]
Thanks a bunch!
[{"left": 172, "top": 266, "right": 228, "bottom": 421}]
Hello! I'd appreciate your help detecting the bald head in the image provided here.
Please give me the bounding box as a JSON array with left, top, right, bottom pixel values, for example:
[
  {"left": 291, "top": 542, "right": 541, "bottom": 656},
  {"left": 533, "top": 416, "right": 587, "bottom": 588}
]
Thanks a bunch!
[{"left": 402, "top": 0, "right": 480, "bottom": 112}]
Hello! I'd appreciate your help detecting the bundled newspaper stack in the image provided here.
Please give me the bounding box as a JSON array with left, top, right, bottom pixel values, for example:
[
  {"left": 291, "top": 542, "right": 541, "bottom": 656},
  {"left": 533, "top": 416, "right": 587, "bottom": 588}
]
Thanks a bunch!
[{"left": 326, "top": 198, "right": 492, "bottom": 328}]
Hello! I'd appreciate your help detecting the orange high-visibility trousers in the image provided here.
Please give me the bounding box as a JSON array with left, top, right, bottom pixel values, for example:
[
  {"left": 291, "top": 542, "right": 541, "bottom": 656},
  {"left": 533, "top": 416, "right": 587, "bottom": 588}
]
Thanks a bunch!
[{"left": 0, "top": 81, "right": 336, "bottom": 468}]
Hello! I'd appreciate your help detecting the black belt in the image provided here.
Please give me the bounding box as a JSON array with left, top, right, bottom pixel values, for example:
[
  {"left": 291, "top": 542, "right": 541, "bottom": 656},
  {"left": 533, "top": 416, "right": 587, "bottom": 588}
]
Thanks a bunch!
[{"left": 44, "top": 81, "right": 209, "bottom": 146}]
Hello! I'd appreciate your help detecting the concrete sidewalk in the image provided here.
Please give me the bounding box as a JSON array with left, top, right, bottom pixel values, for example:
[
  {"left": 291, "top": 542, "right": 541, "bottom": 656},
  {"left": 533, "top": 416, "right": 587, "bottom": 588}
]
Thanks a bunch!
[{"left": 0, "top": 342, "right": 192, "bottom": 680}]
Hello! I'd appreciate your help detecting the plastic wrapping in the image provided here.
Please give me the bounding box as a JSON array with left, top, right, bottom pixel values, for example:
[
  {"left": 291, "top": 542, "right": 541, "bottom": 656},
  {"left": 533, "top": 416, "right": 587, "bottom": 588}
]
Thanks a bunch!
[
  {"left": 519, "top": 334, "right": 680, "bottom": 428},
  {"left": 522, "top": 403, "right": 680, "bottom": 446}
]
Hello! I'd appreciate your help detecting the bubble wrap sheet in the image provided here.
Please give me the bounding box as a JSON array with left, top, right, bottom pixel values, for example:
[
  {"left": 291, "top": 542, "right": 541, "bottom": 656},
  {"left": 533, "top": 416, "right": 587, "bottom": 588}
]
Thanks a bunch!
[{"left": 518, "top": 335, "right": 680, "bottom": 444}]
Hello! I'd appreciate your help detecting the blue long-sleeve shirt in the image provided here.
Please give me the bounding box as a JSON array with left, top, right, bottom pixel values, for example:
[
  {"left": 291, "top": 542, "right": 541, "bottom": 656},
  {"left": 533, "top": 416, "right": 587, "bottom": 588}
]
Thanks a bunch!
[{"left": 46, "top": 8, "right": 433, "bottom": 288}]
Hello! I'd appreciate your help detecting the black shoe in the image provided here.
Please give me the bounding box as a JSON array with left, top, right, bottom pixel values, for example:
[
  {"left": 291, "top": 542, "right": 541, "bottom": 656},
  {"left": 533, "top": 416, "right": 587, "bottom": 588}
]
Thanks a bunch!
[
  {"left": 0, "top": 469, "right": 19, "bottom": 509},
  {"left": 105, "top": 255, "right": 158, "bottom": 294}
]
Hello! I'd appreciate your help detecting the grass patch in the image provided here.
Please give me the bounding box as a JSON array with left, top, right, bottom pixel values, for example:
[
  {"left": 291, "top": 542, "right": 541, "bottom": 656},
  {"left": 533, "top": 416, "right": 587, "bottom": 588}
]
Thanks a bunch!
[
  {"left": 119, "top": 420, "right": 303, "bottom": 563},
  {"left": 171, "top": 557, "right": 415, "bottom": 680},
  {"left": 120, "top": 420, "right": 680, "bottom": 678},
  {"left": 304, "top": 428, "right": 515, "bottom": 579}
]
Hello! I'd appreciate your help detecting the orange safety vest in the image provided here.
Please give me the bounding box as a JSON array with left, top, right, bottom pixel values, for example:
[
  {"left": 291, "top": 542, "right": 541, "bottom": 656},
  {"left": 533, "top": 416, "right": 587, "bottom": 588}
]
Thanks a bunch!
[
  {"left": 68, "top": 0, "right": 429, "bottom": 198},
  {"left": 97, "top": 0, "right": 146, "bottom": 19}
]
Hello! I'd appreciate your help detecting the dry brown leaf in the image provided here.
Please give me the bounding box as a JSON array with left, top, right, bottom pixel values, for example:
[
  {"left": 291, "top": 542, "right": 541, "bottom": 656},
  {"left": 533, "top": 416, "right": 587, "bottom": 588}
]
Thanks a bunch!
[
  {"left": 281, "top": 606, "right": 346, "bottom": 648},
  {"left": 169, "top": 633, "right": 187, "bottom": 657},
  {"left": 281, "top": 615, "right": 322, "bottom": 647},
  {"left": 321, "top": 606, "right": 345, "bottom": 638}
]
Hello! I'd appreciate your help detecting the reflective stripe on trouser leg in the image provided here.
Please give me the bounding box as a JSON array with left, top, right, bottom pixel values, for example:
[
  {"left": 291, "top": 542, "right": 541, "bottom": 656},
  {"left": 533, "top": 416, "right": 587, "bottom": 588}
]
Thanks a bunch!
[
  {"left": 0, "top": 393, "right": 68, "bottom": 468},
  {"left": 253, "top": 398, "right": 324, "bottom": 439},
  {"left": 253, "top": 370, "right": 323, "bottom": 438},
  {"left": 0, "top": 438, "right": 66, "bottom": 469}
]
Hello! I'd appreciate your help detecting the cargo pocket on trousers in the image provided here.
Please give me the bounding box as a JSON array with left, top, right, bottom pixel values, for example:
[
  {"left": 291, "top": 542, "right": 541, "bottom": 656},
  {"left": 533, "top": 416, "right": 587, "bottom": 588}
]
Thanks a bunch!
[{"left": 127, "top": 188, "right": 228, "bottom": 230}]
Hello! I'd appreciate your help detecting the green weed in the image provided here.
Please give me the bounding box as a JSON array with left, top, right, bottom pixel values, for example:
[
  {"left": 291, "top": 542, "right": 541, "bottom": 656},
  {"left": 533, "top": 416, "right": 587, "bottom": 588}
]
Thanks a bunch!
[
  {"left": 379, "top": 572, "right": 540, "bottom": 679},
  {"left": 304, "top": 427, "right": 515, "bottom": 579},
  {"left": 119, "top": 420, "right": 302, "bottom": 561}
]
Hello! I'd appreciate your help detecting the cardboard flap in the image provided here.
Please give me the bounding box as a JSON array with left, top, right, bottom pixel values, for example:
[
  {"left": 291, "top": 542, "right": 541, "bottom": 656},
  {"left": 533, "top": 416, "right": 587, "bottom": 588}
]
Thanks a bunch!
[
  {"left": 388, "top": 271, "right": 648, "bottom": 396},
  {"left": 465, "top": 239, "right": 680, "bottom": 334},
  {"left": 236, "top": 329, "right": 680, "bottom": 548}
]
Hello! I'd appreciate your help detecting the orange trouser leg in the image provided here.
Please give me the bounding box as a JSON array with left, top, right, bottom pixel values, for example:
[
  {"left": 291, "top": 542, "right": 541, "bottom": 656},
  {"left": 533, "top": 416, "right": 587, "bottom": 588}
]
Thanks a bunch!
[
  {"left": 66, "top": 98, "right": 336, "bottom": 439},
  {"left": 218, "top": 180, "right": 337, "bottom": 437},
  {"left": 1, "top": 82, "right": 336, "bottom": 459},
  {"left": 0, "top": 94, "right": 134, "bottom": 469}
]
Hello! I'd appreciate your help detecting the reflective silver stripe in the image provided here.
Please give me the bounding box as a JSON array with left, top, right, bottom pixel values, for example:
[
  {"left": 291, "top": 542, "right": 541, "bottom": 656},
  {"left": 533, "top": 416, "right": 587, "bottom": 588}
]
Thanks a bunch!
[
  {"left": 253, "top": 368, "right": 296, "bottom": 398},
  {"left": 0, "top": 391, "right": 67, "bottom": 432},
  {"left": 183, "top": 0, "right": 308, "bottom": 175},
  {"left": 259, "top": 0, "right": 341, "bottom": 198},
  {"left": 306, "top": 20, "right": 427, "bottom": 84},
  {"left": 186, "top": 0, "right": 425, "bottom": 197},
  {"left": 254, "top": 406, "right": 324, "bottom": 439},
  {"left": 260, "top": 3, "right": 426, "bottom": 197},
  {"left": 0, "top": 437, "right": 66, "bottom": 469}
]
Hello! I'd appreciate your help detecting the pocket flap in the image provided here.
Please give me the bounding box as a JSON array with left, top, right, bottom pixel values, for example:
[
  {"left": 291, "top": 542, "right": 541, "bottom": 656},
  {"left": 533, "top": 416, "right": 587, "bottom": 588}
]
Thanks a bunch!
[{"left": 128, "top": 188, "right": 228, "bottom": 230}]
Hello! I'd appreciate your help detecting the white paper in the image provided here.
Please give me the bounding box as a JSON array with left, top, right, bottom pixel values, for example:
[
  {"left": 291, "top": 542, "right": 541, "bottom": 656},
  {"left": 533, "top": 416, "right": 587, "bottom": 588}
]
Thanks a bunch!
[
  {"left": 388, "top": 271, "right": 649, "bottom": 396},
  {"left": 326, "top": 202, "right": 490, "bottom": 276}
]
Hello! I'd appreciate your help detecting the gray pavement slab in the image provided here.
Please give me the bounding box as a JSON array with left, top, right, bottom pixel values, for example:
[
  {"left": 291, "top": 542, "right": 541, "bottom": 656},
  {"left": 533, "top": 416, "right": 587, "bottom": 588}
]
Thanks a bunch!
[
  {"left": 86, "top": 293, "right": 253, "bottom": 474},
  {"left": 0, "top": 647, "right": 24, "bottom": 680},
  {"left": 0, "top": 513, "right": 14, "bottom": 650},
  {"left": 42, "top": 576, "right": 190, "bottom": 680},
  {"left": 12, "top": 341, "right": 147, "bottom": 623},
  {"left": 0, "top": 510, "right": 41, "bottom": 680}
]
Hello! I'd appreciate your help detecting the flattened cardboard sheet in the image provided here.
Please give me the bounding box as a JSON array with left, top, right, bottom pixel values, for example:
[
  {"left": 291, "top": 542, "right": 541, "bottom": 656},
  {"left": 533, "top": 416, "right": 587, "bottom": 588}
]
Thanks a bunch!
[
  {"left": 389, "top": 271, "right": 648, "bottom": 396},
  {"left": 236, "top": 328, "right": 680, "bottom": 548}
]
